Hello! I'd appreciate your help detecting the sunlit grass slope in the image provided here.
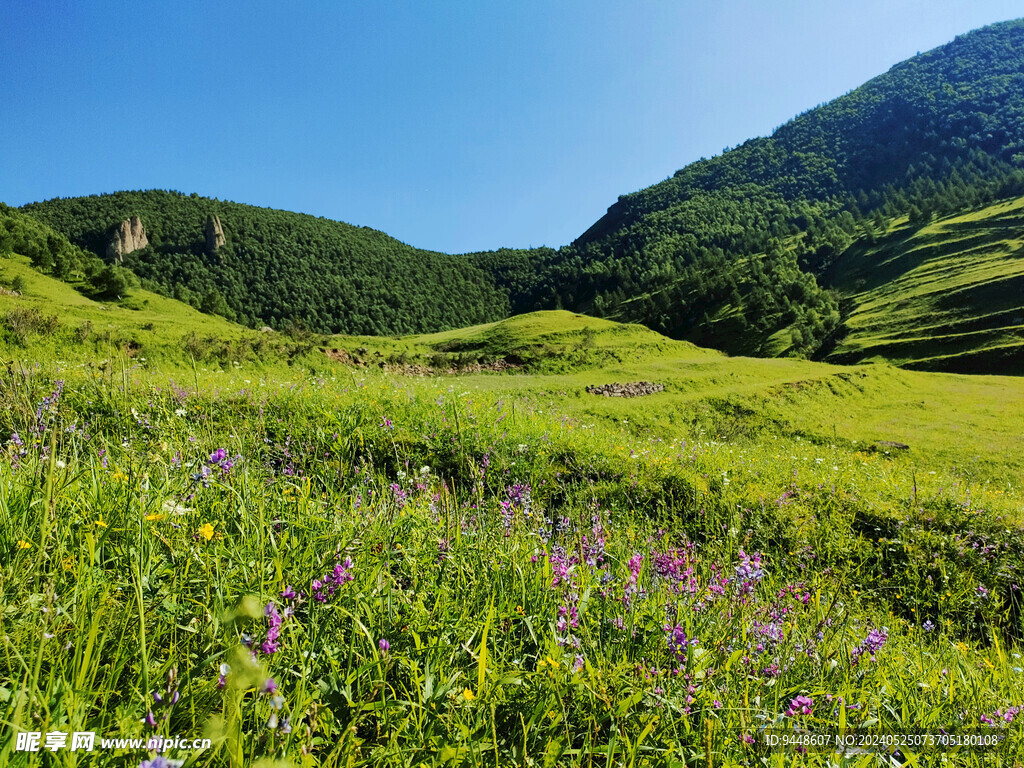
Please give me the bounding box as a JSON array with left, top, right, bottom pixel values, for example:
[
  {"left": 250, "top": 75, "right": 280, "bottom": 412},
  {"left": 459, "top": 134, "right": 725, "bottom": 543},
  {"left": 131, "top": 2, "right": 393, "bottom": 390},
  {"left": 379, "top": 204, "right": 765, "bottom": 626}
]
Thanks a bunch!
[
  {"left": 3, "top": 260, "right": 1023, "bottom": 486},
  {"left": 322, "top": 312, "right": 1024, "bottom": 484},
  {"left": 826, "top": 196, "right": 1024, "bottom": 374},
  {"left": 0, "top": 253, "right": 298, "bottom": 367}
]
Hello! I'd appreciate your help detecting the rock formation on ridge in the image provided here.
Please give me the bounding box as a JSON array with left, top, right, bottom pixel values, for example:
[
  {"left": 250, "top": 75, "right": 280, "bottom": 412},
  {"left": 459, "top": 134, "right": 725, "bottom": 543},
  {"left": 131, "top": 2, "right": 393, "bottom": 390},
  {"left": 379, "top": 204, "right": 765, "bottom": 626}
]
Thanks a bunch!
[{"left": 106, "top": 217, "right": 148, "bottom": 261}]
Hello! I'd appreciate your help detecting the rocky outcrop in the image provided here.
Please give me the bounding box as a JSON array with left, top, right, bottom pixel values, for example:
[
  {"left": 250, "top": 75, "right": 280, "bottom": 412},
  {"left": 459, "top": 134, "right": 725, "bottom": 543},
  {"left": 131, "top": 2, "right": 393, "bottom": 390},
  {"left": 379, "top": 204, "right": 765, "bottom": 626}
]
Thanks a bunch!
[
  {"left": 205, "top": 215, "right": 226, "bottom": 255},
  {"left": 586, "top": 381, "right": 664, "bottom": 397},
  {"left": 106, "top": 217, "right": 148, "bottom": 261}
]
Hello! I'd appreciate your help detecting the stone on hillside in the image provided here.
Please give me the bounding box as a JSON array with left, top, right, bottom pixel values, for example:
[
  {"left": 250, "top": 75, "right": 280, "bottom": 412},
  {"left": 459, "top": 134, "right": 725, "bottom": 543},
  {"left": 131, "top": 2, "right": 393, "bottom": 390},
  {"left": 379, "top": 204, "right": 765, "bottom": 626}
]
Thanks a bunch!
[
  {"left": 874, "top": 440, "right": 910, "bottom": 451},
  {"left": 586, "top": 381, "right": 664, "bottom": 397},
  {"left": 106, "top": 217, "right": 148, "bottom": 261},
  {"left": 205, "top": 215, "right": 226, "bottom": 255}
]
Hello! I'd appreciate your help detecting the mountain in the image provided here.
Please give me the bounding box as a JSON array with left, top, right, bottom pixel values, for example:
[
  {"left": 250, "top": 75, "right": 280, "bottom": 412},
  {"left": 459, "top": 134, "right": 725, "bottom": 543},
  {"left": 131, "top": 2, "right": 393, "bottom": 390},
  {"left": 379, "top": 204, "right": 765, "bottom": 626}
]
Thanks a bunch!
[
  {"left": 15, "top": 19, "right": 1024, "bottom": 372},
  {"left": 20, "top": 190, "right": 517, "bottom": 336},
  {"left": 520, "top": 18, "right": 1024, "bottom": 358}
]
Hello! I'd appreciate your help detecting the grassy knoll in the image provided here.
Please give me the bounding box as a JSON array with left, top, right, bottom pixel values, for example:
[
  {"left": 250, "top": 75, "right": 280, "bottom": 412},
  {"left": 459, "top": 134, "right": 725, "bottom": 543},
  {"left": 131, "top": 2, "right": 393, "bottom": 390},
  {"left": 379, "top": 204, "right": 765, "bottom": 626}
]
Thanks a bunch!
[
  {"left": 1, "top": 267, "right": 1023, "bottom": 765},
  {"left": 825, "top": 196, "right": 1024, "bottom": 374}
]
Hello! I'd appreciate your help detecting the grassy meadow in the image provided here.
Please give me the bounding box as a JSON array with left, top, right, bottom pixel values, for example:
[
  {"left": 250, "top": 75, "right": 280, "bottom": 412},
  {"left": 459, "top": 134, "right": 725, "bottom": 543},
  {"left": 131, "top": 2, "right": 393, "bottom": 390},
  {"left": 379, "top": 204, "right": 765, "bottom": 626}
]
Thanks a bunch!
[
  {"left": 1, "top": 256, "right": 1023, "bottom": 766},
  {"left": 825, "top": 197, "right": 1024, "bottom": 375}
]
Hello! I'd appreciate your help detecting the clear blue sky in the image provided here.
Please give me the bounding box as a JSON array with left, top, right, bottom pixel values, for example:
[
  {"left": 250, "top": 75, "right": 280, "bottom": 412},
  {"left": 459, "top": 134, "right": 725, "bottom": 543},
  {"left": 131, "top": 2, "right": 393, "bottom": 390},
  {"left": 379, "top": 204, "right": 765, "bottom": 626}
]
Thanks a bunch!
[{"left": 2, "top": 1, "right": 1022, "bottom": 254}]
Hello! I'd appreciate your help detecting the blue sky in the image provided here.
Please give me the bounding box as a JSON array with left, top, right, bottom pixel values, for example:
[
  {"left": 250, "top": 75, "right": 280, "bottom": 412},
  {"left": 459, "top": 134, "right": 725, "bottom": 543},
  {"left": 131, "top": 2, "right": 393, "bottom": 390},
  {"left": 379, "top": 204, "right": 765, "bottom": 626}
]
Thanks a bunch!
[{"left": 2, "top": 1, "right": 1022, "bottom": 253}]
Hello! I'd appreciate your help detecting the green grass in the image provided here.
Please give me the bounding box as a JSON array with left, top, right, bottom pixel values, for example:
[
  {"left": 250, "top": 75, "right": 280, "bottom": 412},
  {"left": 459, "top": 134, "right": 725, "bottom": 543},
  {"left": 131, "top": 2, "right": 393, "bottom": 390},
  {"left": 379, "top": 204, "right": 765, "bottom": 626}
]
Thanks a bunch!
[
  {"left": 826, "top": 197, "right": 1024, "bottom": 374},
  {"left": 0, "top": 364, "right": 1022, "bottom": 767},
  {"left": 1, "top": 260, "right": 1023, "bottom": 765},
  {"left": 0, "top": 254, "right": 320, "bottom": 369}
]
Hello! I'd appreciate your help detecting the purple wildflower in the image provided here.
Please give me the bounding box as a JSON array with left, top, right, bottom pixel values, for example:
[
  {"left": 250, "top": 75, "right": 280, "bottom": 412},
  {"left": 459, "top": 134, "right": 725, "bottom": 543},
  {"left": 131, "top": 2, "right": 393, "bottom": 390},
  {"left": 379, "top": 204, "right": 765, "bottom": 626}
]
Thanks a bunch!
[
  {"left": 785, "top": 695, "right": 814, "bottom": 717},
  {"left": 851, "top": 627, "right": 888, "bottom": 665},
  {"left": 139, "top": 757, "right": 184, "bottom": 768},
  {"left": 666, "top": 624, "right": 698, "bottom": 660},
  {"left": 311, "top": 556, "right": 354, "bottom": 603},
  {"left": 262, "top": 602, "right": 283, "bottom": 655},
  {"left": 733, "top": 550, "right": 765, "bottom": 596}
]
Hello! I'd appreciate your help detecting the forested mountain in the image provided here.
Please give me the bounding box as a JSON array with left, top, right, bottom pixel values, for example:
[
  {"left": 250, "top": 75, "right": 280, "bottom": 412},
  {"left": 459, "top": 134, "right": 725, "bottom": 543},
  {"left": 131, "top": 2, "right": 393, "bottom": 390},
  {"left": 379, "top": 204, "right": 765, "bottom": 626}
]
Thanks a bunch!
[
  {"left": 16, "top": 19, "right": 1024, "bottom": 367},
  {"left": 526, "top": 18, "right": 1024, "bottom": 356},
  {"left": 21, "top": 191, "right": 511, "bottom": 335}
]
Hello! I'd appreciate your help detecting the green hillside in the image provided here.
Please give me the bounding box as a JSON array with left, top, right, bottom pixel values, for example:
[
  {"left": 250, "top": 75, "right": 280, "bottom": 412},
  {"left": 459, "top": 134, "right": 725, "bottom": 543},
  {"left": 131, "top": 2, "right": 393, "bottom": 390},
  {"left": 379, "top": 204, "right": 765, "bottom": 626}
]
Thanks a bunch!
[
  {"left": 824, "top": 196, "right": 1024, "bottom": 373},
  {"left": 21, "top": 190, "right": 515, "bottom": 335},
  {"left": 0, "top": 206, "right": 319, "bottom": 368},
  {"left": 3, "top": 245, "right": 1022, "bottom": 486},
  {"left": 528, "top": 19, "right": 1024, "bottom": 359}
]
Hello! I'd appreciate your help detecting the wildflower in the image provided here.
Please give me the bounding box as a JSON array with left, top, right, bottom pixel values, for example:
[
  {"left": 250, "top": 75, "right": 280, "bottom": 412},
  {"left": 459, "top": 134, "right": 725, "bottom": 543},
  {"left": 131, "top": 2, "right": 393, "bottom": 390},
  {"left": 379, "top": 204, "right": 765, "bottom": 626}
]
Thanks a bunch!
[
  {"left": 206, "top": 447, "right": 240, "bottom": 476},
  {"left": 378, "top": 638, "right": 390, "bottom": 654},
  {"left": 139, "top": 757, "right": 184, "bottom": 768},
  {"left": 311, "top": 556, "right": 354, "bottom": 603},
  {"left": 198, "top": 523, "right": 215, "bottom": 541},
  {"left": 94, "top": 520, "right": 108, "bottom": 529},
  {"left": 217, "top": 663, "right": 229, "bottom": 689},
  {"left": 666, "top": 624, "right": 698, "bottom": 660},
  {"left": 17, "top": 540, "right": 31, "bottom": 549},
  {"left": 785, "top": 695, "right": 814, "bottom": 717},
  {"left": 462, "top": 688, "right": 475, "bottom": 701},
  {"left": 145, "top": 513, "right": 165, "bottom": 522},
  {"left": 260, "top": 677, "right": 278, "bottom": 695},
  {"left": 733, "top": 550, "right": 765, "bottom": 595},
  {"left": 262, "top": 602, "right": 283, "bottom": 654},
  {"left": 922, "top": 620, "right": 935, "bottom": 632},
  {"left": 851, "top": 628, "right": 888, "bottom": 665}
]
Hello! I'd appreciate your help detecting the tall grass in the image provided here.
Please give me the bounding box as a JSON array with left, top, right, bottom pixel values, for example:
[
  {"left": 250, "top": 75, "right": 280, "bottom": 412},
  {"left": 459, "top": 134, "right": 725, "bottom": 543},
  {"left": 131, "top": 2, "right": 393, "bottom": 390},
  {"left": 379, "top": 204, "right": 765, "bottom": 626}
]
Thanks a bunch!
[{"left": 0, "top": 364, "right": 1021, "bottom": 766}]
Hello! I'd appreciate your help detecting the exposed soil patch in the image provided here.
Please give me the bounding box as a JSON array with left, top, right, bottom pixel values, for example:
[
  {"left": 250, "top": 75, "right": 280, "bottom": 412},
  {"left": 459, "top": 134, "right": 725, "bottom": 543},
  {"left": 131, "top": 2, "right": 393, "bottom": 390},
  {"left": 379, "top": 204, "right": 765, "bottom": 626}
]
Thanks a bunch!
[
  {"left": 586, "top": 381, "right": 664, "bottom": 397},
  {"left": 386, "top": 359, "right": 520, "bottom": 376},
  {"left": 323, "top": 347, "right": 520, "bottom": 375}
]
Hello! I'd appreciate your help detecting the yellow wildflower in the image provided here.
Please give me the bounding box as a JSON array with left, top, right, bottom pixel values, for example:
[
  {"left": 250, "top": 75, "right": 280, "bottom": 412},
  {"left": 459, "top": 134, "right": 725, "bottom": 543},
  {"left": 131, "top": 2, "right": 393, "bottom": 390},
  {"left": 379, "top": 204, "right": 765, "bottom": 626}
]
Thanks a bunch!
[
  {"left": 17, "top": 540, "right": 31, "bottom": 549},
  {"left": 462, "top": 688, "right": 475, "bottom": 701},
  {"left": 199, "top": 523, "right": 215, "bottom": 541},
  {"left": 94, "top": 520, "right": 108, "bottom": 529},
  {"left": 145, "top": 513, "right": 165, "bottom": 522}
]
